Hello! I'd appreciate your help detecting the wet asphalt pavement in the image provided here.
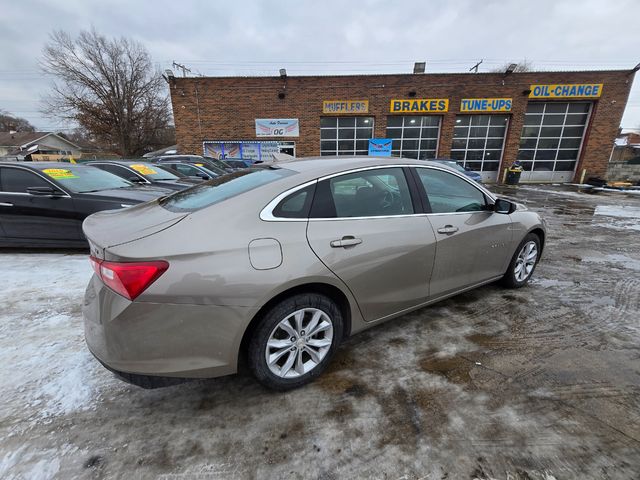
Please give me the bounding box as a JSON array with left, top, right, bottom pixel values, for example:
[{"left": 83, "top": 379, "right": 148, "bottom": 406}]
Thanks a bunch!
[{"left": 1, "top": 185, "right": 639, "bottom": 479}]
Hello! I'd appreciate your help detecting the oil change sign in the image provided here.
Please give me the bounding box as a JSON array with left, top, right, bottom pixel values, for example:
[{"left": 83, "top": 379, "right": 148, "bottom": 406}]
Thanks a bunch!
[
  {"left": 390, "top": 99, "right": 449, "bottom": 113},
  {"left": 42, "top": 168, "right": 78, "bottom": 179},
  {"left": 529, "top": 83, "right": 603, "bottom": 98},
  {"left": 461, "top": 98, "right": 512, "bottom": 112}
]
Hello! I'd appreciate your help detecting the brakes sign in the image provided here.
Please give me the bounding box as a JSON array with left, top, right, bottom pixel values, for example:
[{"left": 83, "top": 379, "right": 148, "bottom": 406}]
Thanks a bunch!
[{"left": 42, "top": 168, "right": 78, "bottom": 179}]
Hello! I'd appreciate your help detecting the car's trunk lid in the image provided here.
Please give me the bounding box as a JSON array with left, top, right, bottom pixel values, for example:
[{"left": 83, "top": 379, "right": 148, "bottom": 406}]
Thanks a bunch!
[{"left": 83, "top": 201, "right": 188, "bottom": 255}]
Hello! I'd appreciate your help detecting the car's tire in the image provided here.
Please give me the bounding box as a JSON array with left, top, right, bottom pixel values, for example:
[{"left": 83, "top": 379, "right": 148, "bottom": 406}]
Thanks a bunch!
[
  {"left": 501, "top": 233, "right": 541, "bottom": 289},
  {"left": 248, "top": 293, "right": 343, "bottom": 391}
]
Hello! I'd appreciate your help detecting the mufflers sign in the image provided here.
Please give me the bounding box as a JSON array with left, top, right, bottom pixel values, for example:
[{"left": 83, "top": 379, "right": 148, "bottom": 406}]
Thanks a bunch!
[{"left": 322, "top": 100, "right": 369, "bottom": 114}]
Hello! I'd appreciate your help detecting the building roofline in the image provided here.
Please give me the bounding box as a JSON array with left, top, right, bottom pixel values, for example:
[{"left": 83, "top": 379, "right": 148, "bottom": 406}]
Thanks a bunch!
[{"left": 174, "top": 69, "right": 636, "bottom": 82}]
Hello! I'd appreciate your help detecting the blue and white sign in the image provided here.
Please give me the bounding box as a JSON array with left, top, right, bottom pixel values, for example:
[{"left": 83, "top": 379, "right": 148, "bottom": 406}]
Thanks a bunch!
[
  {"left": 368, "top": 138, "right": 393, "bottom": 157},
  {"left": 255, "top": 118, "right": 299, "bottom": 137}
]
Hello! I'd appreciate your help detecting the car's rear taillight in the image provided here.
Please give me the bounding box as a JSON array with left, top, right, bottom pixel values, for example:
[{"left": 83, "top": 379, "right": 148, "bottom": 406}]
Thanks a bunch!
[{"left": 89, "top": 256, "right": 169, "bottom": 300}]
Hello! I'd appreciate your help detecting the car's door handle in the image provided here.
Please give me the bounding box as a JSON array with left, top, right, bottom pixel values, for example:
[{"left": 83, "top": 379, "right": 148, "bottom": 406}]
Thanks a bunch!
[
  {"left": 0, "top": 202, "right": 13, "bottom": 207},
  {"left": 330, "top": 236, "right": 363, "bottom": 248},
  {"left": 437, "top": 225, "right": 459, "bottom": 235}
]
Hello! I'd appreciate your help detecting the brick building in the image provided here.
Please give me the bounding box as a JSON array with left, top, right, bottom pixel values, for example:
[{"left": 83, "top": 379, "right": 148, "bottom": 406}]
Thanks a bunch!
[{"left": 169, "top": 69, "right": 635, "bottom": 183}]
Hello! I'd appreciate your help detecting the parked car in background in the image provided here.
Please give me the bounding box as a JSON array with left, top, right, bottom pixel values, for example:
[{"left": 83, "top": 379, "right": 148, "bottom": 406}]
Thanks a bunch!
[
  {"left": 86, "top": 160, "right": 199, "bottom": 191},
  {"left": 202, "top": 156, "right": 237, "bottom": 172},
  {"left": 0, "top": 162, "right": 168, "bottom": 248},
  {"left": 152, "top": 157, "right": 226, "bottom": 180},
  {"left": 154, "top": 155, "right": 233, "bottom": 174},
  {"left": 431, "top": 159, "right": 483, "bottom": 183},
  {"left": 221, "top": 158, "right": 253, "bottom": 170},
  {"left": 83, "top": 156, "right": 546, "bottom": 390}
]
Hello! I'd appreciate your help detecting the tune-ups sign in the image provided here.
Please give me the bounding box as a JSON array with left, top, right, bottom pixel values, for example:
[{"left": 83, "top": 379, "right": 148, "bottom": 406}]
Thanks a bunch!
[{"left": 255, "top": 119, "right": 300, "bottom": 137}]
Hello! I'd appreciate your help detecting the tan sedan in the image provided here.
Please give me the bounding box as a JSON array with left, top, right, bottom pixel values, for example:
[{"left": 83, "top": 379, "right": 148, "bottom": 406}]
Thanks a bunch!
[{"left": 83, "top": 157, "right": 546, "bottom": 390}]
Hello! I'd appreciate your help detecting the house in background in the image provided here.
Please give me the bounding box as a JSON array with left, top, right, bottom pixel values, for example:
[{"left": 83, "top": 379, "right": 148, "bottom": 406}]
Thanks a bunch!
[{"left": 0, "top": 131, "right": 119, "bottom": 161}]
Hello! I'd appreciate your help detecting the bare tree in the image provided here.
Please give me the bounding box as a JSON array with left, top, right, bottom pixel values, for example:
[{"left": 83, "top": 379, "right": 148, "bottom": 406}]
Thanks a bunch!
[
  {"left": 0, "top": 110, "right": 36, "bottom": 132},
  {"left": 490, "top": 59, "right": 534, "bottom": 73},
  {"left": 41, "top": 29, "right": 171, "bottom": 156}
]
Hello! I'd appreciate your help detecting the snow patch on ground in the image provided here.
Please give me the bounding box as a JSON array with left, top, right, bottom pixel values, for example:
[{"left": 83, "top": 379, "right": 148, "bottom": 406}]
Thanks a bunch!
[
  {"left": 582, "top": 253, "right": 640, "bottom": 271},
  {"left": 594, "top": 205, "right": 640, "bottom": 219},
  {"left": 592, "top": 204, "right": 640, "bottom": 232},
  {"left": 0, "top": 254, "right": 100, "bottom": 426}
]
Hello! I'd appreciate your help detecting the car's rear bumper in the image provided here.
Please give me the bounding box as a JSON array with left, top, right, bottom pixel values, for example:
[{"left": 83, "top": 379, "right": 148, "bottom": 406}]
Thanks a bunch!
[{"left": 83, "top": 274, "right": 253, "bottom": 381}]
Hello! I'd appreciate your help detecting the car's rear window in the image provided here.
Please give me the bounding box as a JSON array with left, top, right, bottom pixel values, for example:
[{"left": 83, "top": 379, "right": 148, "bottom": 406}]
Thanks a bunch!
[
  {"left": 38, "top": 166, "right": 133, "bottom": 193},
  {"left": 160, "top": 168, "right": 295, "bottom": 212}
]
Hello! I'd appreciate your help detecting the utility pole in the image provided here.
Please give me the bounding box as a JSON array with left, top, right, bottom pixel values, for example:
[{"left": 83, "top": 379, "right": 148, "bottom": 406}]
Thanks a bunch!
[
  {"left": 469, "top": 59, "right": 483, "bottom": 73},
  {"left": 172, "top": 61, "right": 192, "bottom": 77}
]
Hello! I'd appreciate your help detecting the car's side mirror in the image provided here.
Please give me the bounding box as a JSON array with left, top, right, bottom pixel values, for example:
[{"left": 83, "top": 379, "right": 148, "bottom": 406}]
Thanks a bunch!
[
  {"left": 494, "top": 198, "right": 516, "bottom": 214},
  {"left": 129, "top": 176, "right": 145, "bottom": 183},
  {"left": 197, "top": 174, "right": 210, "bottom": 180},
  {"left": 26, "top": 186, "right": 64, "bottom": 197}
]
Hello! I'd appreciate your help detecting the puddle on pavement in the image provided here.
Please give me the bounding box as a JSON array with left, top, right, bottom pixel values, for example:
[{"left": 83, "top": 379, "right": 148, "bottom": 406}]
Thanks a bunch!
[{"left": 419, "top": 355, "right": 473, "bottom": 384}]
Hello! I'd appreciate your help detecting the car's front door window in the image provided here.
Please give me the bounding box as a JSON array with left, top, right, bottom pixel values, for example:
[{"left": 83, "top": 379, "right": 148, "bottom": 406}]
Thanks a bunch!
[
  {"left": 416, "top": 168, "right": 486, "bottom": 213},
  {"left": 0, "top": 167, "right": 53, "bottom": 192}
]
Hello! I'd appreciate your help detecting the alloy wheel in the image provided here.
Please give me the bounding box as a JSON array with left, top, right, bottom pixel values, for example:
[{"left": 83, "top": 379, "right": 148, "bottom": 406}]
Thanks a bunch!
[
  {"left": 514, "top": 240, "right": 538, "bottom": 282},
  {"left": 265, "top": 308, "right": 333, "bottom": 378}
]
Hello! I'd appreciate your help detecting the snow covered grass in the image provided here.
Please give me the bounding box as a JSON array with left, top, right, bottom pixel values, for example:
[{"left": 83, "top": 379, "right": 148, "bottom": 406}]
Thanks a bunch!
[{"left": 0, "top": 254, "right": 99, "bottom": 423}]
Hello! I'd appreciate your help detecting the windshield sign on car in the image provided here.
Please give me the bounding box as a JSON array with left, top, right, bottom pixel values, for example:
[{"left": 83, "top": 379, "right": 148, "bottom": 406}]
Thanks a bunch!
[
  {"left": 129, "top": 164, "right": 159, "bottom": 176},
  {"left": 42, "top": 168, "right": 79, "bottom": 180},
  {"left": 40, "top": 166, "right": 133, "bottom": 193}
]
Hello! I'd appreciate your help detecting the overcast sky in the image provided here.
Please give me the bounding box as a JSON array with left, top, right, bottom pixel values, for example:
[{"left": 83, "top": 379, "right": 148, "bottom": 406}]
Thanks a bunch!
[{"left": 1, "top": 0, "right": 639, "bottom": 132}]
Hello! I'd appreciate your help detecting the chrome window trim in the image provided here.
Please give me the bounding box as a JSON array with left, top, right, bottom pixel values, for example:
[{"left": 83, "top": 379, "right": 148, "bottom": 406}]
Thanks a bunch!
[
  {"left": 259, "top": 163, "right": 497, "bottom": 222},
  {"left": 0, "top": 165, "right": 72, "bottom": 197}
]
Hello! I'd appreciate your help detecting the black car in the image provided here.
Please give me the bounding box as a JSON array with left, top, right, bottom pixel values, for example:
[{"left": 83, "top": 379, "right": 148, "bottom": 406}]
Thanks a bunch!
[
  {"left": 153, "top": 155, "right": 232, "bottom": 174},
  {"left": 86, "top": 160, "right": 199, "bottom": 191},
  {"left": 0, "top": 162, "right": 169, "bottom": 248}
]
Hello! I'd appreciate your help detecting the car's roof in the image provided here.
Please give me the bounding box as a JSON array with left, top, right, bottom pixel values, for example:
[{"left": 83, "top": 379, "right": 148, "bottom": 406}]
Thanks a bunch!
[
  {"left": 157, "top": 155, "right": 203, "bottom": 160},
  {"left": 0, "top": 161, "right": 91, "bottom": 170},
  {"left": 157, "top": 158, "right": 205, "bottom": 163},
  {"left": 275, "top": 156, "right": 438, "bottom": 178},
  {"left": 88, "top": 160, "right": 155, "bottom": 166}
]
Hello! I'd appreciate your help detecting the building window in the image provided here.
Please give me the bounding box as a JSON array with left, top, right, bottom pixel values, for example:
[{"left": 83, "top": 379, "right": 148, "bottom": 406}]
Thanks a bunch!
[
  {"left": 386, "top": 116, "right": 440, "bottom": 159},
  {"left": 517, "top": 102, "right": 591, "bottom": 172},
  {"left": 450, "top": 115, "right": 508, "bottom": 172},
  {"left": 320, "top": 117, "right": 374, "bottom": 156}
]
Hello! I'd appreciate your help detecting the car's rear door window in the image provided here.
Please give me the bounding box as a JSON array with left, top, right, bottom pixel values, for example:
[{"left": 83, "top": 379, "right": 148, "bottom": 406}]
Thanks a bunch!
[
  {"left": 415, "top": 168, "right": 486, "bottom": 213},
  {"left": 310, "top": 167, "right": 414, "bottom": 218}
]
